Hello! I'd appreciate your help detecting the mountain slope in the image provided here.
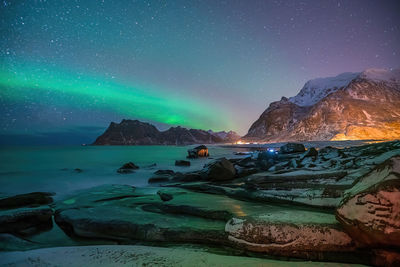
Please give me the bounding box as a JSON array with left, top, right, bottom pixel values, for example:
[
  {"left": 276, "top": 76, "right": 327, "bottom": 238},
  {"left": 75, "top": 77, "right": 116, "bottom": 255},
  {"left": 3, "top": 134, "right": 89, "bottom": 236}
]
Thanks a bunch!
[
  {"left": 93, "top": 120, "right": 240, "bottom": 145},
  {"left": 243, "top": 68, "right": 400, "bottom": 142}
]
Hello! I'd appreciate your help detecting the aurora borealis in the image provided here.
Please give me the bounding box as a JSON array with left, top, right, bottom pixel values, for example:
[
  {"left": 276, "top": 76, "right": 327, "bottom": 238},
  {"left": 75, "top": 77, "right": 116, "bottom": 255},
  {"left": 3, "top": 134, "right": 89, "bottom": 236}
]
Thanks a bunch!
[{"left": 1, "top": 0, "right": 400, "bottom": 144}]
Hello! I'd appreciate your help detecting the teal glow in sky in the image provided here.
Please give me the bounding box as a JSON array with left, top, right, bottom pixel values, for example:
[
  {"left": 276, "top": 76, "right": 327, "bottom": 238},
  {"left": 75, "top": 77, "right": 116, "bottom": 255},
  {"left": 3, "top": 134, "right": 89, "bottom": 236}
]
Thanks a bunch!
[{"left": 1, "top": 0, "right": 399, "bottom": 144}]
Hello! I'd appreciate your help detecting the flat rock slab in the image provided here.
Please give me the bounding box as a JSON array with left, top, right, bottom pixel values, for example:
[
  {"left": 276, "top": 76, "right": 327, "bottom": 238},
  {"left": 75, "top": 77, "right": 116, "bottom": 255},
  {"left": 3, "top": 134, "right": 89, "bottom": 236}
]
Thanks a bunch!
[
  {"left": 0, "top": 192, "right": 54, "bottom": 210},
  {"left": 225, "top": 209, "right": 358, "bottom": 261},
  {"left": 54, "top": 184, "right": 285, "bottom": 245},
  {"left": 0, "top": 206, "right": 53, "bottom": 235},
  {"left": 0, "top": 245, "right": 367, "bottom": 267}
]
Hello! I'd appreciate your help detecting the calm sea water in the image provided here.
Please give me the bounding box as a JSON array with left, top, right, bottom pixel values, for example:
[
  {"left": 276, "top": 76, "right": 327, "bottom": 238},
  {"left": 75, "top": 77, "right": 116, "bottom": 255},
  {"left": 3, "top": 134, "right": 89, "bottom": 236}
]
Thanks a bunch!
[{"left": 0, "top": 145, "right": 245, "bottom": 200}]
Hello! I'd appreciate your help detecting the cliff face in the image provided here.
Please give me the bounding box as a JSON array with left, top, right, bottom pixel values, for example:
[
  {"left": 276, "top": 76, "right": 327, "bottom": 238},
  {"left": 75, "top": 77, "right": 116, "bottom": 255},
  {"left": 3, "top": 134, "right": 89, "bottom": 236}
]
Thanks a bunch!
[
  {"left": 93, "top": 120, "right": 240, "bottom": 145},
  {"left": 243, "top": 68, "right": 400, "bottom": 142}
]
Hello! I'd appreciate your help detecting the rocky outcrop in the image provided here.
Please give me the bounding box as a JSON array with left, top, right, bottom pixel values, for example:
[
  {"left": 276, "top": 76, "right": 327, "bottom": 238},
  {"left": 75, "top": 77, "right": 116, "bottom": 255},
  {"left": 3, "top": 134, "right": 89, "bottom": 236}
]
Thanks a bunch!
[
  {"left": 117, "top": 162, "right": 139, "bottom": 174},
  {"left": 336, "top": 156, "right": 400, "bottom": 248},
  {"left": 243, "top": 68, "right": 400, "bottom": 142},
  {"left": 225, "top": 210, "right": 357, "bottom": 260},
  {"left": 0, "top": 193, "right": 54, "bottom": 236},
  {"left": 53, "top": 185, "right": 234, "bottom": 244},
  {"left": 93, "top": 119, "right": 240, "bottom": 145},
  {"left": 0, "top": 207, "right": 53, "bottom": 235},
  {"left": 0, "top": 192, "right": 54, "bottom": 209},
  {"left": 280, "top": 143, "right": 306, "bottom": 154},
  {"left": 203, "top": 158, "right": 236, "bottom": 181},
  {"left": 187, "top": 145, "right": 209, "bottom": 158}
]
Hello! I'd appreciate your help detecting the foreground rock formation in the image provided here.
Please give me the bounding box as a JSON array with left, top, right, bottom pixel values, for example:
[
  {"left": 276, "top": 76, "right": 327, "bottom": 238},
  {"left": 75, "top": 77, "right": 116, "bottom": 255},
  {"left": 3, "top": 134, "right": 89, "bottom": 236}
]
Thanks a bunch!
[
  {"left": 336, "top": 156, "right": 400, "bottom": 248},
  {"left": 0, "top": 192, "right": 54, "bottom": 236},
  {"left": 93, "top": 119, "right": 240, "bottom": 145},
  {"left": 1, "top": 141, "right": 400, "bottom": 266},
  {"left": 243, "top": 68, "right": 400, "bottom": 142}
]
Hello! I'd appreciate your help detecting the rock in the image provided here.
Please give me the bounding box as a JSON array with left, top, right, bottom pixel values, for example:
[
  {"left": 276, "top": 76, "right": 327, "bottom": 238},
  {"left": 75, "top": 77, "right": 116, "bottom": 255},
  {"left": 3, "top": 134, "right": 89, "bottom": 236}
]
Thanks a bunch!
[
  {"left": 0, "top": 192, "right": 54, "bottom": 210},
  {"left": 336, "top": 156, "right": 400, "bottom": 248},
  {"left": 235, "top": 166, "right": 258, "bottom": 178},
  {"left": 0, "top": 233, "right": 40, "bottom": 251},
  {"left": 280, "top": 143, "right": 306, "bottom": 154},
  {"left": 258, "top": 159, "right": 275, "bottom": 171},
  {"left": 371, "top": 249, "right": 400, "bottom": 267},
  {"left": 120, "top": 162, "right": 139, "bottom": 169},
  {"left": 320, "top": 146, "right": 344, "bottom": 160},
  {"left": 154, "top": 170, "right": 175, "bottom": 176},
  {"left": 117, "top": 162, "right": 139, "bottom": 174},
  {"left": 148, "top": 176, "right": 170, "bottom": 183},
  {"left": 74, "top": 168, "right": 83, "bottom": 173},
  {"left": 187, "top": 145, "right": 209, "bottom": 158},
  {"left": 257, "top": 151, "right": 278, "bottom": 161},
  {"left": 157, "top": 191, "right": 173, "bottom": 202},
  {"left": 53, "top": 185, "right": 229, "bottom": 244},
  {"left": 235, "top": 157, "right": 256, "bottom": 168},
  {"left": 172, "top": 171, "right": 204, "bottom": 182},
  {"left": 204, "top": 158, "right": 236, "bottom": 181},
  {"left": 302, "top": 147, "right": 318, "bottom": 158},
  {"left": 175, "top": 160, "right": 191, "bottom": 167},
  {"left": 148, "top": 170, "right": 177, "bottom": 184},
  {"left": 0, "top": 206, "right": 53, "bottom": 235},
  {"left": 225, "top": 210, "right": 357, "bottom": 261}
]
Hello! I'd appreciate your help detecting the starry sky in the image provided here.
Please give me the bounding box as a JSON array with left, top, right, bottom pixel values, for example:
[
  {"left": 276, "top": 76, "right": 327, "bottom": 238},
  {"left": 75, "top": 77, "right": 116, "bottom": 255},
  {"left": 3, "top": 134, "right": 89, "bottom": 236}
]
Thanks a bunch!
[{"left": 1, "top": 0, "right": 399, "bottom": 144}]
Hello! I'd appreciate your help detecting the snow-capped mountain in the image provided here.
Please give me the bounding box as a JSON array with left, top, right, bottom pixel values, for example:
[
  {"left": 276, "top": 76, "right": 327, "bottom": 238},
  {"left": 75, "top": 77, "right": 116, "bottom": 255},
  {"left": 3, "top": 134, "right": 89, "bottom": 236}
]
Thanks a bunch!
[{"left": 243, "top": 68, "right": 400, "bottom": 142}]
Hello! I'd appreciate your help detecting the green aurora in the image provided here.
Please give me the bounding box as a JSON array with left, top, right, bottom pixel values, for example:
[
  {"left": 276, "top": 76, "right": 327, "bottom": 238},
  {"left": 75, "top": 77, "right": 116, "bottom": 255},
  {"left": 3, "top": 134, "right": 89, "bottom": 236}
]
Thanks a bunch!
[{"left": 0, "top": 61, "right": 234, "bottom": 132}]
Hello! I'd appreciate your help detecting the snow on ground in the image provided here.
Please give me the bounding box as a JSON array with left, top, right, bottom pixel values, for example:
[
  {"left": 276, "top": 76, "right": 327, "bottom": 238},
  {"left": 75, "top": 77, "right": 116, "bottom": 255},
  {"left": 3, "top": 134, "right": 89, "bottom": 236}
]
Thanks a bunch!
[{"left": 0, "top": 245, "right": 364, "bottom": 267}]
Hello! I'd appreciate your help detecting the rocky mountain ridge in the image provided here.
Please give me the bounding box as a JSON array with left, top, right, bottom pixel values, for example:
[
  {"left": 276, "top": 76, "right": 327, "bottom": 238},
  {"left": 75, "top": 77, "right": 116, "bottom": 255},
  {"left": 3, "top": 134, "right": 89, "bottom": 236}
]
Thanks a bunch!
[
  {"left": 93, "top": 119, "right": 240, "bottom": 145},
  {"left": 243, "top": 68, "right": 400, "bottom": 142}
]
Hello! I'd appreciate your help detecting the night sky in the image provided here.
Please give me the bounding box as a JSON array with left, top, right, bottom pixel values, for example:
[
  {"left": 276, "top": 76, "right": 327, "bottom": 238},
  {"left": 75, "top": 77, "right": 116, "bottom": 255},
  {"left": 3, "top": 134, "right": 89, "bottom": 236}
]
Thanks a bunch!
[{"left": 1, "top": 0, "right": 399, "bottom": 144}]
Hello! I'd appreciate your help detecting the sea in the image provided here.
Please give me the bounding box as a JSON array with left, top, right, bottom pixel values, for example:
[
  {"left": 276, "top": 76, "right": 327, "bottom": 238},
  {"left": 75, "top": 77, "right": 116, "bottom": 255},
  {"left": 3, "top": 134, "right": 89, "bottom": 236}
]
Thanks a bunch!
[
  {"left": 0, "top": 140, "right": 372, "bottom": 200},
  {"left": 0, "top": 145, "right": 249, "bottom": 200}
]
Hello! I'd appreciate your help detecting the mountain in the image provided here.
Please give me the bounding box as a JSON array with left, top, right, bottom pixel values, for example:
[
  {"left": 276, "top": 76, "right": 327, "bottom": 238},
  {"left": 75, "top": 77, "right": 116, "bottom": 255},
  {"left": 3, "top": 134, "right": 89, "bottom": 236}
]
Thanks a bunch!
[
  {"left": 207, "top": 130, "right": 242, "bottom": 143},
  {"left": 243, "top": 68, "right": 400, "bottom": 142},
  {"left": 93, "top": 119, "right": 240, "bottom": 145}
]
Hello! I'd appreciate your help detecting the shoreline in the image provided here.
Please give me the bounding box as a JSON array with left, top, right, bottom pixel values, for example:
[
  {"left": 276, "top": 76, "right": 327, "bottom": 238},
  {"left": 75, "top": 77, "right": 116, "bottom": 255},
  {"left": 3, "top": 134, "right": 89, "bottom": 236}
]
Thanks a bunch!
[{"left": 0, "top": 245, "right": 365, "bottom": 267}]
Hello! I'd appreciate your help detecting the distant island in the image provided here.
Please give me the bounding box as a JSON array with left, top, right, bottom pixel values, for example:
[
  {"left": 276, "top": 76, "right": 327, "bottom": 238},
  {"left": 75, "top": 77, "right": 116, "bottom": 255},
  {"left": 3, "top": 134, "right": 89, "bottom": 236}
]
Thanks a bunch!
[{"left": 93, "top": 119, "right": 241, "bottom": 145}]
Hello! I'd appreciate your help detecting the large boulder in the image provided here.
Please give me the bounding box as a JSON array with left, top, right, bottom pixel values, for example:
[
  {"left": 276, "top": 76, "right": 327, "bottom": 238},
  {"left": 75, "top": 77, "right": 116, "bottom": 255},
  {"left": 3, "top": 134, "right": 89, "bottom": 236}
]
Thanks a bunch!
[
  {"left": 302, "top": 147, "right": 318, "bottom": 158},
  {"left": 0, "top": 206, "right": 53, "bottom": 235},
  {"left": 187, "top": 145, "right": 209, "bottom": 158},
  {"left": 225, "top": 209, "right": 357, "bottom": 261},
  {"left": 204, "top": 158, "right": 236, "bottom": 181},
  {"left": 279, "top": 143, "right": 306, "bottom": 154},
  {"left": 336, "top": 156, "right": 400, "bottom": 248},
  {"left": 0, "top": 192, "right": 54, "bottom": 209},
  {"left": 175, "top": 160, "right": 190, "bottom": 167}
]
